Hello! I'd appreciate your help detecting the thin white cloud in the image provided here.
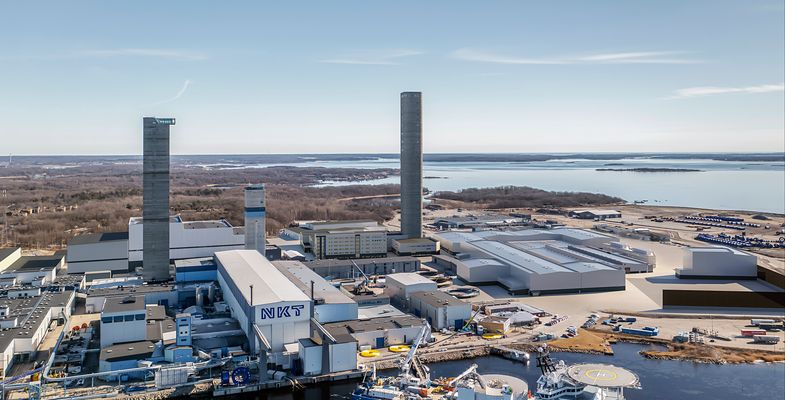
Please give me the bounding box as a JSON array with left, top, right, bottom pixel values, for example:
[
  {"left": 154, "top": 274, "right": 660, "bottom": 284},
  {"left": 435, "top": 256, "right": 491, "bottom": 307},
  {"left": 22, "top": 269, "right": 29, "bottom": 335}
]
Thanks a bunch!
[
  {"left": 148, "top": 80, "right": 192, "bottom": 106},
  {"left": 452, "top": 48, "right": 701, "bottom": 65},
  {"left": 320, "top": 49, "right": 423, "bottom": 65},
  {"left": 76, "top": 48, "right": 207, "bottom": 61},
  {"left": 667, "top": 83, "right": 785, "bottom": 99}
]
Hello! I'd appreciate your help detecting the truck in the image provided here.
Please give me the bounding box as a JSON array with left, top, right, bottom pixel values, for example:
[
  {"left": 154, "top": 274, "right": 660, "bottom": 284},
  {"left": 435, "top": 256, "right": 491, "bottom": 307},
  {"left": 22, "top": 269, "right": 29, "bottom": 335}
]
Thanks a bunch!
[
  {"left": 750, "top": 319, "right": 776, "bottom": 326},
  {"left": 740, "top": 329, "right": 767, "bottom": 337},
  {"left": 752, "top": 335, "right": 781, "bottom": 344}
]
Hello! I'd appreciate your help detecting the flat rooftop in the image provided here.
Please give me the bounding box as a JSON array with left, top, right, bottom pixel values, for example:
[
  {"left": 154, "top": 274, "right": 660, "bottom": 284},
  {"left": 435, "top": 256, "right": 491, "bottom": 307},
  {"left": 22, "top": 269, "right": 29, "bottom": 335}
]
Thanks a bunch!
[
  {"left": 386, "top": 272, "right": 436, "bottom": 286},
  {"left": 273, "top": 261, "right": 355, "bottom": 305},
  {"left": 323, "top": 315, "right": 424, "bottom": 337},
  {"left": 410, "top": 290, "right": 467, "bottom": 308},
  {"left": 99, "top": 340, "right": 156, "bottom": 362},
  {"left": 103, "top": 295, "right": 145, "bottom": 314},
  {"left": 0, "top": 248, "right": 19, "bottom": 261},
  {"left": 215, "top": 250, "right": 310, "bottom": 306},
  {"left": 2, "top": 255, "right": 62, "bottom": 273},
  {"left": 68, "top": 231, "right": 129, "bottom": 245}
]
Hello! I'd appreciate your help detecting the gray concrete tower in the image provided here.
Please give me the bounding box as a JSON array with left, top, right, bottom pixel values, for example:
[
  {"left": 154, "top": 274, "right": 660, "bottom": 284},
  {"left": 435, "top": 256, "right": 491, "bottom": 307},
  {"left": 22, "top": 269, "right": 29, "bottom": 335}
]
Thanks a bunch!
[
  {"left": 142, "top": 117, "right": 175, "bottom": 282},
  {"left": 400, "top": 92, "right": 423, "bottom": 239}
]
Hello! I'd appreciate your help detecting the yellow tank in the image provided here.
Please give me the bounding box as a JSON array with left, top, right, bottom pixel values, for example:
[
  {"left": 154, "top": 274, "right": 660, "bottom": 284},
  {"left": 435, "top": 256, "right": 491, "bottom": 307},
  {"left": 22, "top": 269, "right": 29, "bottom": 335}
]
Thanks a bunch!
[
  {"left": 360, "top": 349, "right": 381, "bottom": 357},
  {"left": 388, "top": 345, "right": 411, "bottom": 353},
  {"left": 482, "top": 333, "right": 503, "bottom": 340}
]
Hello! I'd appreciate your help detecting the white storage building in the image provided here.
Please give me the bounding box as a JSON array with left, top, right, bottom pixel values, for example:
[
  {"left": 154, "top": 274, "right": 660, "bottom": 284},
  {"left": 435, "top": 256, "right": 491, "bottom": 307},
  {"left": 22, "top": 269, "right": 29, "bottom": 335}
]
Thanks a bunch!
[
  {"left": 409, "top": 290, "right": 471, "bottom": 330},
  {"left": 433, "top": 229, "right": 632, "bottom": 295},
  {"left": 215, "top": 250, "right": 311, "bottom": 354},
  {"left": 676, "top": 246, "right": 758, "bottom": 279},
  {"left": 384, "top": 273, "right": 438, "bottom": 307}
]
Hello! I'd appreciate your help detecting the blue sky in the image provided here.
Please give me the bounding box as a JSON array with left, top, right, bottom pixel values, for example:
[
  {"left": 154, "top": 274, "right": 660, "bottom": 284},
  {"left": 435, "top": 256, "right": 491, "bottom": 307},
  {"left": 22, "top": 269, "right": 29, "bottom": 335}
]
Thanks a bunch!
[{"left": 1, "top": 1, "right": 783, "bottom": 155}]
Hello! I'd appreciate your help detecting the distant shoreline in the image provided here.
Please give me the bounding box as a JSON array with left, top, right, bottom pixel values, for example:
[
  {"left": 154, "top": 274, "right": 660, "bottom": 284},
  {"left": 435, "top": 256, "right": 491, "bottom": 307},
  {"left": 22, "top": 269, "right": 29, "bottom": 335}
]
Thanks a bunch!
[
  {"left": 596, "top": 168, "right": 703, "bottom": 172},
  {"left": 6, "top": 152, "right": 785, "bottom": 165}
]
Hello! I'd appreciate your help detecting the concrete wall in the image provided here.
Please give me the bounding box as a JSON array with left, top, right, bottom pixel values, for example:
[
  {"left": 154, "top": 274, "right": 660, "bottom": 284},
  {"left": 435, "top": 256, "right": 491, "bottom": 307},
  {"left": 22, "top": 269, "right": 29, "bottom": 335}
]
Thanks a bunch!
[
  {"left": 329, "top": 341, "right": 357, "bottom": 372},
  {"left": 67, "top": 240, "right": 129, "bottom": 273},
  {"left": 314, "top": 303, "right": 359, "bottom": 324}
]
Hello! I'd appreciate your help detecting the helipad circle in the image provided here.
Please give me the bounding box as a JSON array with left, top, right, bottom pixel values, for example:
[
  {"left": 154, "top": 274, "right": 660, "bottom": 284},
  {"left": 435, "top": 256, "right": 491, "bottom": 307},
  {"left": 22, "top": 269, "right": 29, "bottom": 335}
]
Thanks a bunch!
[{"left": 566, "top": 364, "right": 639, "bottom": 388}]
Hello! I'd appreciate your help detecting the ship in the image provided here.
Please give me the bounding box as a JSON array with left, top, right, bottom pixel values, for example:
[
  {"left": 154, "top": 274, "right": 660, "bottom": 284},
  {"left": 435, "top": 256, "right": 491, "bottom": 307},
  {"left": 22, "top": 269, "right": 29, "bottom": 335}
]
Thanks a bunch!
[
  {"left": 352, "top": 323, "right": 527, "bottom": 400},
  {"left": 532, "top": 345, "right": 640, "bottom": 399}
]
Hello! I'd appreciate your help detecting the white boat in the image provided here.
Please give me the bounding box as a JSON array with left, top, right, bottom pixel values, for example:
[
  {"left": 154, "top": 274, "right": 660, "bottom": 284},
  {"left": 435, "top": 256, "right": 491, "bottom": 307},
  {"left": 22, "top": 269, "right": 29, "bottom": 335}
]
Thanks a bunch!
[{"left": 532, "top": 345, "right": 640, "bottom": 400}]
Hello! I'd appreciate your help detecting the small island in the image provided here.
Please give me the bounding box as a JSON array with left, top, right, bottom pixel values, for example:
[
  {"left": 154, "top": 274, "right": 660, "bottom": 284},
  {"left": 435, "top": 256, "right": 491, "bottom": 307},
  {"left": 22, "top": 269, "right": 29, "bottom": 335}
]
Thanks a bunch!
[{"left": 596, "top": 168, "right": 702, "bottom": 172}]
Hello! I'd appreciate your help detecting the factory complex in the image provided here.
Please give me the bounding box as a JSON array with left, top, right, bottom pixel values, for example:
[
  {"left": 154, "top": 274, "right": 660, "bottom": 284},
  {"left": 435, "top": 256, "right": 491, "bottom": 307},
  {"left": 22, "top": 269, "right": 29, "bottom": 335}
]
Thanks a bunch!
[{"left": 1, "top": 94, "right": 783, "bottom": 400}]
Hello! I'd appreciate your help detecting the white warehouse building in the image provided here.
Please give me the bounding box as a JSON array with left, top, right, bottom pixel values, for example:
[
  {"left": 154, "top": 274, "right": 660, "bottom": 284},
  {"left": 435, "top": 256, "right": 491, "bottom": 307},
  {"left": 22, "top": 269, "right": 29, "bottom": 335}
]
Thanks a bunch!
[
  {"left": 215, "top": 250, "right": 311, "bottom": 355},
  {"left": 433, "top": 229, "right": 640, "bottom": 295},
  {"left": 409, "top": 291, "right": 472, "bottom": 331},
  {"left": 129, "top": 215, "right": 245, "bottom": 267},
  {"left": 384, "top": 273, "right": 438, "bottom": 308},
  {"left": 676, "top": 246, "right": 758, "bottom": 279}
]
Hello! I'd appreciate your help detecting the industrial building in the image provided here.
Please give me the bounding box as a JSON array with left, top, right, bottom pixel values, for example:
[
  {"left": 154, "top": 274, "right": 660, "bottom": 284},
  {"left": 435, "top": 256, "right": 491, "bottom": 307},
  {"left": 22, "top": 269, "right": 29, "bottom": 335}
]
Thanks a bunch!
[
  {"left": 85, "top": 281, "right": 179, "bottom": 313},
  {"left": 0, "top": 247, "right": 61, "bottom": 285},
  {"left": 676, "top": 246, "right": 758, "bottom": 279},
  {"left": 302, "top": 256, "right": 419, "bottom": 278},
  {"left": 568, "top": 209, "right": 622, "bottom": 220},
  {"left": 400, "top": 91, "right": 423, "bottom": 239},
  {"left": 432, "top": 214, "right": 529, "bottom": 230},
  {"left": 100, "top": 295, "right": 148, "bottom": 347},
  {"left": 433, "top": 229, "right": 652, "bottom": 295},
  {"left": 174, "top": 257, "right": 217, "bottom": 283},
  {"left": 283, "top": 220, "right": 388, "bottom": 260},
  {"left": 273, "top": 261, "right": 358, "bottom": 323},
  {"left": 0, "top": 288, "right": 75, "bottom": 379},
  {"left": 384, "top": 273, "right": 438, "bottom": 308},
  {"left": 392, "top": 238, "right": 440, "bottom": 256},
  {"left": 409, "top": 290, "right": 471, "bottom": 330},
  {"left": 323, "top": 315, "right": 426, "bottom": 349},
  {"left": 66, "top": 232, "right": 129, "bottom": 273},
  {"left": 129, "top": 215, "right": 245, "bottom": 267},
  {"left": 244, "top": 184, "right": 266, "bottom": 253},
  {"left": 215, "top": 250, "right": 311, "bottom": 354},
  {"left": 142, "top": 117, "right": 175, "bottom": 282}
]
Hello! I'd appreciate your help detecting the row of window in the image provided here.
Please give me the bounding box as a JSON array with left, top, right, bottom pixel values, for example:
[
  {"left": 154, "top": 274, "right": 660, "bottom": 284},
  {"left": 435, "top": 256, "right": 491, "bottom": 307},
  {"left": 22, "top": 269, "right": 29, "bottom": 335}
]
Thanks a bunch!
[{"left": 101, "top": 314, "right": 145, "bottom": 324}]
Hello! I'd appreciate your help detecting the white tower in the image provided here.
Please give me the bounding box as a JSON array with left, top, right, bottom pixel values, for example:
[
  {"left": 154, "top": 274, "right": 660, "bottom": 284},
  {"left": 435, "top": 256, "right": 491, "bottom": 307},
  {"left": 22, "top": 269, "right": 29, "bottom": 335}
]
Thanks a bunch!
[{"left": 244, "top": 184, "right": 266, "bottom": 253}]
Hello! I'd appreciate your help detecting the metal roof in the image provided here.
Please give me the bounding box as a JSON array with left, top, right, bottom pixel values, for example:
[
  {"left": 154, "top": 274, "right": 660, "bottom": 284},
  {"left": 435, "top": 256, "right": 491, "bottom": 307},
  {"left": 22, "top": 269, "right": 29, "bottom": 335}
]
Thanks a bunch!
[
  {"left": 215, "top": 250, "right": 310, "bottom": 306},
  {"left": 386, "top": 272, "right": 436, "bottom": 286},
  {"left": 68, "top": 231, "right": 128, "bottom": 245}
]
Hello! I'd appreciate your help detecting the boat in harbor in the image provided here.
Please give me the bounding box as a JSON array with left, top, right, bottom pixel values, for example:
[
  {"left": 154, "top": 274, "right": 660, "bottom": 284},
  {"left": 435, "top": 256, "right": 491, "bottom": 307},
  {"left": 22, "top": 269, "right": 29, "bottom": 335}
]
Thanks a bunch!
[
  {"left": 352, "top": 324, "right": 527, "bottom": 400},
  {"left": 532, "top": 345, "right": 640, "bottom": 399}
]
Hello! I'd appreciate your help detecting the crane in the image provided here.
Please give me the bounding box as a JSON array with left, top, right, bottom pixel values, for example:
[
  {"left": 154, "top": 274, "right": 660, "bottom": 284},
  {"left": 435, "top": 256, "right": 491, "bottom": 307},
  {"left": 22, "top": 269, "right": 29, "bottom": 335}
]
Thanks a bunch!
[
  {"left": 399, "top": 322, "right": 431, "bottom": 386},
  {"left": 447, "top": 364, "right": 485, "bottom": 389},
  {"left": 350, "top": 260, "right": 372, "bottom": 294}
]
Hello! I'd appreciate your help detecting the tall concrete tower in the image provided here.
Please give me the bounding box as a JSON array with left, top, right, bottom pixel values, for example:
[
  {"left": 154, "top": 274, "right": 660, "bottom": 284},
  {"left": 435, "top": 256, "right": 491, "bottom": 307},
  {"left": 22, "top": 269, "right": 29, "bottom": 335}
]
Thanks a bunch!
[
  {"left": 142, "top": 117, "right": 175, "bottom": 282},
  {"left": 244, "top": 184, "right": 266, "bottom": 253},
  {"left": 400, "top": 92, "right": 423, "bottom": 239}
]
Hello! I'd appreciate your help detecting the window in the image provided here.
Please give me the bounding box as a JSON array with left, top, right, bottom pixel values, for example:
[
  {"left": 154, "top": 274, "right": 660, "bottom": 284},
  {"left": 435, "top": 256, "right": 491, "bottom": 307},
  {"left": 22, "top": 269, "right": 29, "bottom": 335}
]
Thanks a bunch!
[
  {"left": 113, "top": 316, "right": 123, "bottom": 322},
  {"left": 135, "top": 314, "right": 146, "bottom": 321},
  {"left": 124, "top": 315, "right": 135, "bottom": 322},
  {"left": 101, "top": 317, "right": 113, "bottom": 324}
]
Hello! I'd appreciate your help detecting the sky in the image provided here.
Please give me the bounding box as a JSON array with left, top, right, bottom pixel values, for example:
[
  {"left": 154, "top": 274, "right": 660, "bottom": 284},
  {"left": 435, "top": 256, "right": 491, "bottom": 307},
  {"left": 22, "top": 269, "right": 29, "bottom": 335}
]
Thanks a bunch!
[{"left": 1, "top": 1, "right": 783, "bottom": 155}]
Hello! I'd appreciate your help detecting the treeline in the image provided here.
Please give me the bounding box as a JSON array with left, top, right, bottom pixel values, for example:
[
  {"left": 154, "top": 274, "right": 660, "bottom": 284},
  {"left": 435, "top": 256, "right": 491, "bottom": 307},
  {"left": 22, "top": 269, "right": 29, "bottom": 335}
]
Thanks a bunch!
[{"left": 433, "top": 186, "right": 623, "bottom": 209}]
